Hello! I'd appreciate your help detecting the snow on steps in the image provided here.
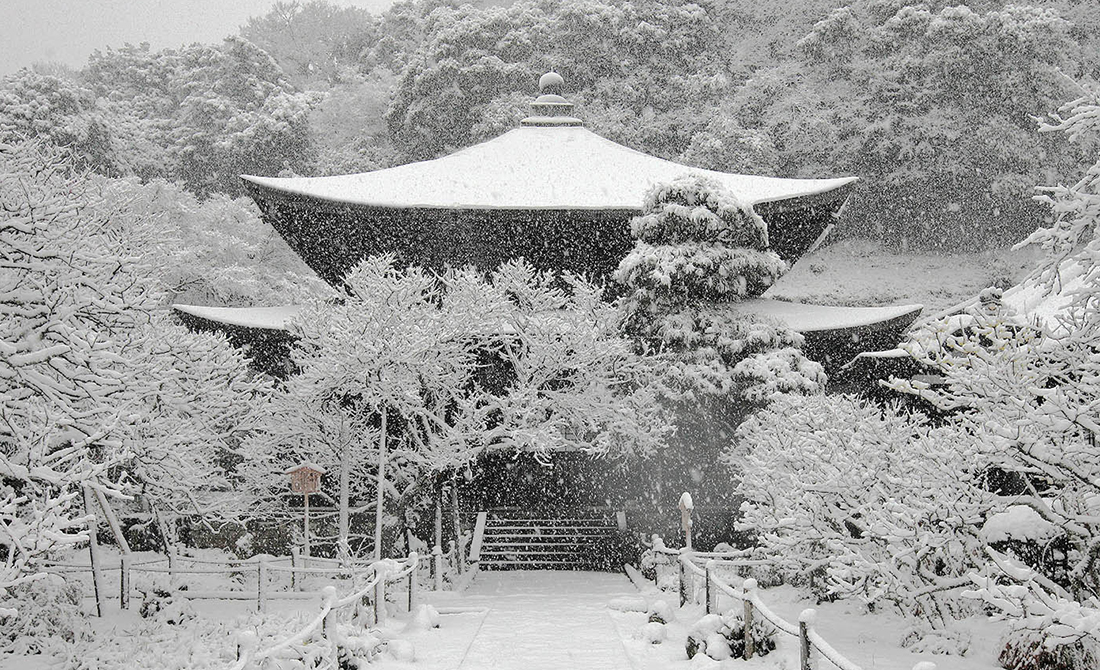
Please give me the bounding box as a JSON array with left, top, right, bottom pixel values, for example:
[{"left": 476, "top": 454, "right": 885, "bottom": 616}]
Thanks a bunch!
[{"left": 474, "top": 512, "right": 625, "bottom": 571}]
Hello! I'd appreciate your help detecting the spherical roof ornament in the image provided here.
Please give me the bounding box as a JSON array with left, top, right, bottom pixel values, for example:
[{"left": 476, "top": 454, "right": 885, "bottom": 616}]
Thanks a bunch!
[
  {"left": 522, "top": 71, "right": 582, "bottom": 128},
  {"left": 539, "top": 71, "right": 565, "bottom": 95}
]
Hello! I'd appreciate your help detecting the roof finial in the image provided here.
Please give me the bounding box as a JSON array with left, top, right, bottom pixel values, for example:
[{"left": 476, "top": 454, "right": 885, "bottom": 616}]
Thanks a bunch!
[
  {"left": 539, "top": 71, "right": 565, "bottom": 95},
  {"left": 522, "top": 71, "right": 582, "bottom": 128}
]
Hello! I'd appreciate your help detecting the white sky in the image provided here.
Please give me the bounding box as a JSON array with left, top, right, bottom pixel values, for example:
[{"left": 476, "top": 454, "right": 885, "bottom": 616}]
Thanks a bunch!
[{"left": 1, "top": 0, "right": 397, "bottom": 77}]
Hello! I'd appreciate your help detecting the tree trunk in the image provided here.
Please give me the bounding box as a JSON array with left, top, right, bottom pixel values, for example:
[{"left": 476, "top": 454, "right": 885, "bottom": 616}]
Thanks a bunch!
[
  {"left": 434, "top": 481, "right": 443, "bottom": 552},
  {"left": 451, "top": 481, "right": 464, "bottom": 573},
  {"left": 338, "top": 413, "right": 350, "bottom": 560},
  {"left": 373, "top": 409, "right": 387, "bottom": 561}
]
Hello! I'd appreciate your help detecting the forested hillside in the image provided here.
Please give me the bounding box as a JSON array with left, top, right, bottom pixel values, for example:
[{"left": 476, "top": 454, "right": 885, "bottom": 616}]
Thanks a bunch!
[{"left": 2, "top": 0, "right": 1097, "bottom": 261}]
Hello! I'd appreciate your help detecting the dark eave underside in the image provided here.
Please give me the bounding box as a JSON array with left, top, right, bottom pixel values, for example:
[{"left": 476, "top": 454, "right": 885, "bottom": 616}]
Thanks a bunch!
[{"left": 243, "top": 180, "right": 854, "bottom": 290}]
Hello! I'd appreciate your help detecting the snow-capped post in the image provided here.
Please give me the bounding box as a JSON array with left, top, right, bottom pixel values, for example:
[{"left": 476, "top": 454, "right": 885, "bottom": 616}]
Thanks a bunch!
[
  {"left": 167, "top": 544, "right": 177, "bottom": 589},
  {"left": 434, "top": 487, "right": 444, "bottom": 588},
  {"left": 337, "top": 414, "right": 351, "bottom": 559},
  {"left": 470, "top": 512, "right": 487, "bottom": 565},
  {"left": 799, "top": 608, "right": 815, "bottom": 670},
  {"left": 374, "top": 410, "right": 388, "bottom": 562},
  {"left": 678, "top": 492, "right": 693, "bottom": 551},
  {"left": 320, "top": 586, "right": 338, "bottom": 663},
  {"left": 743, "top": 578, "right": 758, "bottom": 660},
  {"left": 285, "top": 462, "right": 325, "bottom": 564}
]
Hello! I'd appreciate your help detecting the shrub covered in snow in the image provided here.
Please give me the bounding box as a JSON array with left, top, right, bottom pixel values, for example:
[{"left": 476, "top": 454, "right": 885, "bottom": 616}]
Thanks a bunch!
[
  {"left": 139, "top": 588, "right": 196, "bottom": 626},
  {"left": 998, "top": 628, "right": 1100, "bottom": 670},
  {"left": 0, "top": 574, "right": 85, "bottom": 655},
  {"left": 732, "top": 393, "right": 989, "bottom": 622},
  {"left": 685, "top": 610, "right": 775, "bottom": 661},
  {"left": 640, "top": 620, "right": 666, "bottom": 644},
  {"left": 615, "top": 175, "right": 824, "bottom": 403},
  {"left": 0, "top": 138, "right": 156, "bottom": 620}
]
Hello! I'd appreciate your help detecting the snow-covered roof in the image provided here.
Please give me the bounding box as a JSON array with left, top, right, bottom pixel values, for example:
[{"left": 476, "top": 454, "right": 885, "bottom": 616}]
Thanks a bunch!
[
  {"left": 172, "top": 300, "right": 923, "bottom": 337},
  {"left": 242, "top": 126, "right": 857, "bottom": 211},
  {"left": 846, "top": 260, "right": 1083, "bottom": 368},
  {"left": 732, "top": 300, "right": 923, "bottom": 333},
  {"left": 172, "top": 304, "right": 301, "bottom": 331},
  {"left": 283, "top": 461, "right": 327, "bottom": 475}
]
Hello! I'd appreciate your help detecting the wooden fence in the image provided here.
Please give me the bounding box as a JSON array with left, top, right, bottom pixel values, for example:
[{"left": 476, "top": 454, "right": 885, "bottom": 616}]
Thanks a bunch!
[
  {"left": 651, "top": 542, "right": 936, "bottom": 670},
  {"left": 43, "top": 543, "right": 454, "bottom": 615},
  {"left": 230, "top": 553, "right": 420, "bottom": 670}
]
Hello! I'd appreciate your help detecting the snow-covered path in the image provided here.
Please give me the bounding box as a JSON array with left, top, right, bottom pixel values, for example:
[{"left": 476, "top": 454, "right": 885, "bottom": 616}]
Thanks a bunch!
[{"left": 437, "top": 570, "right": 638, "bottom": 670}]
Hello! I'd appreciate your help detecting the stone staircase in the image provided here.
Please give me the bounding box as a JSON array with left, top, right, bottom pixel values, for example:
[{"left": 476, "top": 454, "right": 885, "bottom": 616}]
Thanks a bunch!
[{"left": 474, "top": 512, "right": 628, "bottom": 571}]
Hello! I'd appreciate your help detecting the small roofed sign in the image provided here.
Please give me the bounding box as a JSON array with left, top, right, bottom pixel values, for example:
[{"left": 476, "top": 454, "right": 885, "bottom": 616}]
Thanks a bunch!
[{"left": 285, "top": 462, "right": 326, "bottom": 494}]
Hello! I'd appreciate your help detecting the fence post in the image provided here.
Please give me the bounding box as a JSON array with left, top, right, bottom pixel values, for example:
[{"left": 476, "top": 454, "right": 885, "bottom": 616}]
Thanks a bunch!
[
  {"left": 433, "top": 544, "right": 443, "bottom": 591},
  {"left": 119, "top": 554, "right": 130, "bottom": 610},
  {"left": 678, "top": 555, "right": 688, "bottom": 607},
  {"left": 257, "top": 557, "right": 268, "bottom": 614},
  {"left": 704, "top": 560, "right": 714, "bottom": 614},
  {"left": 291, "top": 546, "right": 300, "bottom": 591},
  {"left": 799, "top": 608, "right": 815, "bottom": 670},
  {"left": 321, "top": 586, "right": 339, "bottom": 667},
  {"left": 743, "top": 578, "right": 757, "bottom": 660}
]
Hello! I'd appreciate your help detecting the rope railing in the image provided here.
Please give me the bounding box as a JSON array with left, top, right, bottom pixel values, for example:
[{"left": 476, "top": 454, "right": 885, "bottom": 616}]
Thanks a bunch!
[
  {"left": 232, "top": 553, "right": 420, "bottom": 670},
  {"left": 648, "top": 536, "right": 935, "bottom": 670},
  {"left": 42, "top": 547, "right": 435, "bottom": 614}
]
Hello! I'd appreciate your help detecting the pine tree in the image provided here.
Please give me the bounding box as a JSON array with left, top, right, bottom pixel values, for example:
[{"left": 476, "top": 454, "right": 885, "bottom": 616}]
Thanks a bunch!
[
  {"left": 615, "top": 175, "right": 824, "bottom": 403},
  {"left": 614, "top": 175, "right": 824, "bottom": 511}
]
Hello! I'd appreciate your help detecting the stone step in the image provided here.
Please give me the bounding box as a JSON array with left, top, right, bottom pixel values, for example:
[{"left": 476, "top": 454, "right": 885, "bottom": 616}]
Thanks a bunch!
[
  {"left": 475, "top": 515, "right": 624, "bottom": 570},
  {"left": 487, "top": 518, "right": 613, "bottom": 525},
  {"left": 481, "top": 544, "right": 586, "bottom": 552},
  {"left": 479, "top": 560, "right": 587, "bottom": 568},
  {"left": 481, "top": 539, "right": 610, "bottom": 546},
  {"left": 482, "top": 530, "right": 614, "bottom": 537}
]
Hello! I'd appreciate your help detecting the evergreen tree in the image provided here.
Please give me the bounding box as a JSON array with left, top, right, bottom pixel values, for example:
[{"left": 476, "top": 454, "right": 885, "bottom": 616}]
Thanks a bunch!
[
  {"left": 615, "top": 175, "right": 823, "bottom": 512},
  {"left": 615, "top": 175, "right": 824, "bottom": 403}
]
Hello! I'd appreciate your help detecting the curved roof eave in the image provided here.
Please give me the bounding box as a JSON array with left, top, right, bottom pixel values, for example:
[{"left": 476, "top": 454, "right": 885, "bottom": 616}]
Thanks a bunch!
[
  {"left": 172, "top": 304, "right": 301, "bottom": 333},
  {"left": 241, "top": 126, "right": 858, "bottom": 212},
  {"left": 732, "top": 300, "right": 924, "bottom": 336},
  {"left": 171, "top": 300, "right": 921, "bottom": 339}
]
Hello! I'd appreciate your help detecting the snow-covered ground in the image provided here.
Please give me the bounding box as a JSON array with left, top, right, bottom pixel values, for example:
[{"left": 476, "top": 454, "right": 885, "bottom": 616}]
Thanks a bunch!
[{"left": 5, "top": 563, "right": 1008, "bottom": 669}]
